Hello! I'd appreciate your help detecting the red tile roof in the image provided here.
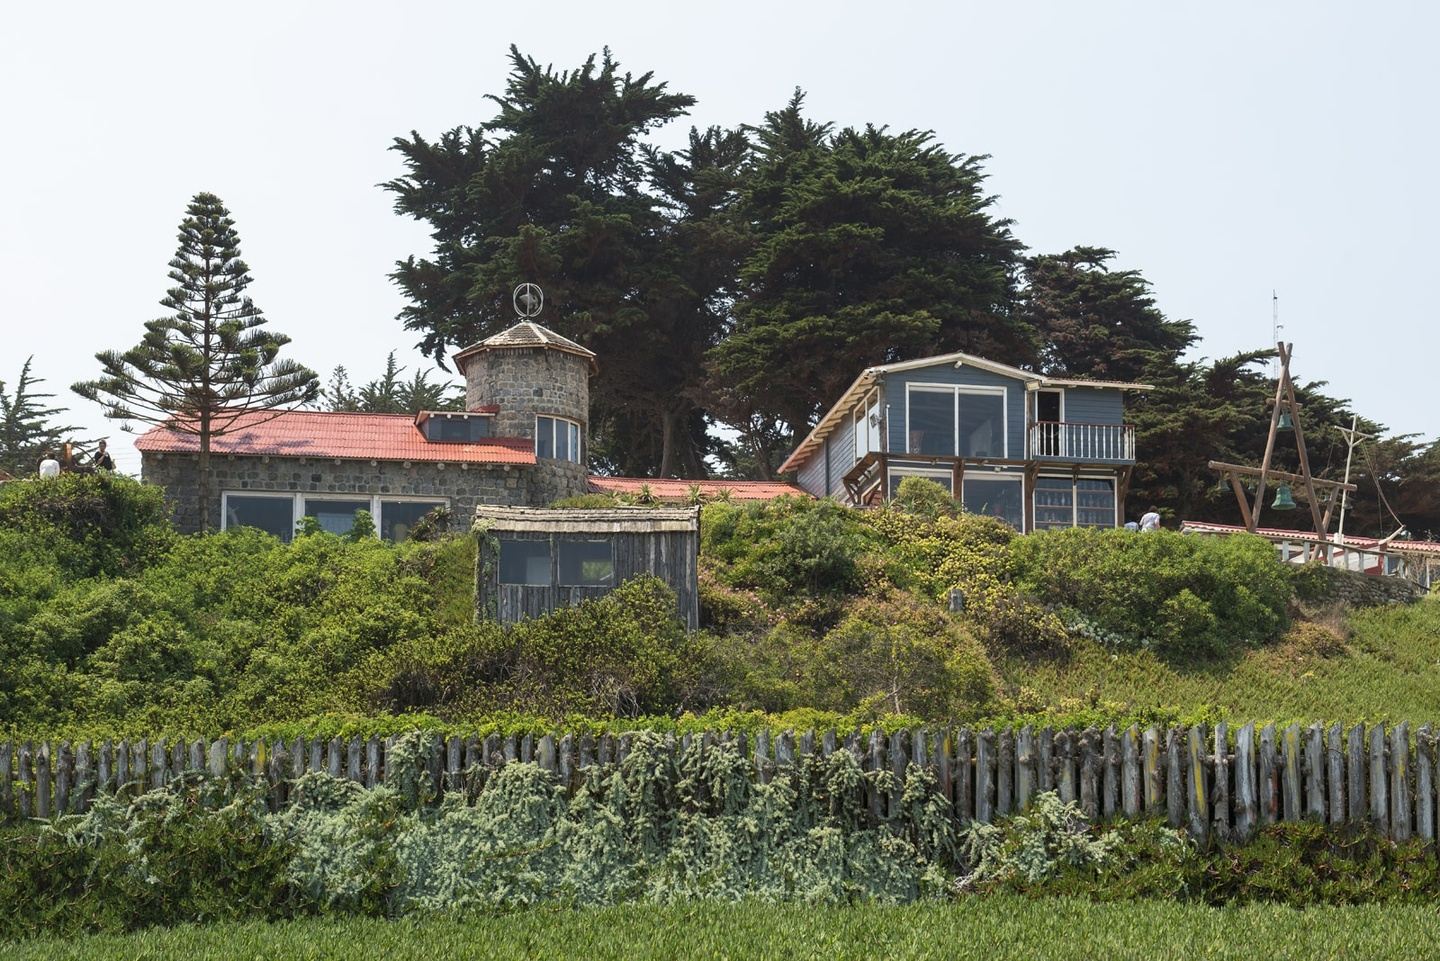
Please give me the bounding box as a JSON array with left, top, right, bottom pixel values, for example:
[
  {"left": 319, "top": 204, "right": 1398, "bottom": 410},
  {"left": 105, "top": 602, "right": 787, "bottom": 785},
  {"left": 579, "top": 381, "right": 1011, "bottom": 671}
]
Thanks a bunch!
[
  {"left": 587, "top": 476, "right": 809, "bottom": 502},
  {"left": 135, "top": 410, "right": 537, "bottom": 466}
]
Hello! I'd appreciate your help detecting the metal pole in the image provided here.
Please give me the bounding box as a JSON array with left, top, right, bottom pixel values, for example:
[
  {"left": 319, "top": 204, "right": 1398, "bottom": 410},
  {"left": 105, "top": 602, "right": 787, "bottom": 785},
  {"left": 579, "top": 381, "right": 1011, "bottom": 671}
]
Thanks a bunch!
[{"left": 1335, "top": 415, "right": 1373, "bottom": 550}]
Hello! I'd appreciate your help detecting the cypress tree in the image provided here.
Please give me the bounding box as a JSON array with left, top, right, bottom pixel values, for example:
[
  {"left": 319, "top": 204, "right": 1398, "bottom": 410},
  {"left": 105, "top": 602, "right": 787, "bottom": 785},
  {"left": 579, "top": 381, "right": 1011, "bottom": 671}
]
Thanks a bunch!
[{"left": 74, "top": 192, "right": 317, "bottom": 530}]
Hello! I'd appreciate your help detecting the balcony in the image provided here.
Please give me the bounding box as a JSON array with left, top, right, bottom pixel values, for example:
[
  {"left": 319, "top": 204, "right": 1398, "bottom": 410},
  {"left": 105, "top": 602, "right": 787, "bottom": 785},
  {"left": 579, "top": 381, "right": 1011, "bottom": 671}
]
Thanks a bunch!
[{"left": 1029, "top": 421, "right": 1135, "bottom": 462}]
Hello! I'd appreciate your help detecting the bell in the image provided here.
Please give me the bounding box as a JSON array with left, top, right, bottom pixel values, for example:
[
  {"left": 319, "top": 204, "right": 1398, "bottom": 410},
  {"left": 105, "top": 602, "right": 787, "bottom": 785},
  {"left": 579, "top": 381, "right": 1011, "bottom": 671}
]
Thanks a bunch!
[
  {"left": 1277, "top": 409, "right": 1293, "bottom": 431},
  {"left": 1271, "top": 483, "right": 1297, "bottom": 511}
]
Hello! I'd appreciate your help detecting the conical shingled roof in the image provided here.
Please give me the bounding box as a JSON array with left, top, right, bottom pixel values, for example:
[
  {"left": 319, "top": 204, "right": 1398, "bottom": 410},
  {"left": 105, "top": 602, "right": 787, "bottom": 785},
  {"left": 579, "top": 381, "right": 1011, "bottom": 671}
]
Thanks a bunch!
[{"left": 453, "top": 321, "right": 597, "bottom": 373}]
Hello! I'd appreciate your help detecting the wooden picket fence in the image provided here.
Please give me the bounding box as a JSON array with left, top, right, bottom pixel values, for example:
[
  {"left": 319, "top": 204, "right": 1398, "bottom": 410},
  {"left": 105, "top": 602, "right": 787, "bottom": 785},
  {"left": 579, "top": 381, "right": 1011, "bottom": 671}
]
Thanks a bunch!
[{"left": 2, "top": 723, "right": 1437, "bottom": 843}]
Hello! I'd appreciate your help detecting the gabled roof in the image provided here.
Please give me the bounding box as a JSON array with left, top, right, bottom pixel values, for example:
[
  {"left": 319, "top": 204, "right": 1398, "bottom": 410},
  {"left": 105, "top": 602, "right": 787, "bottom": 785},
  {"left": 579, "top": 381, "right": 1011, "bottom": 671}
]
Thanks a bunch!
[
  {"left": 452, "top": 321, "right": 598, "bottom": 374},
  {"left": 135, "top": 409, "right": 537, "bottom": 466},
  {"left": 778, "top": 350, "right": 1152, "bottom": 474},
  {"left": 587, "top": 476, "right": 808, "bottom": 502}
]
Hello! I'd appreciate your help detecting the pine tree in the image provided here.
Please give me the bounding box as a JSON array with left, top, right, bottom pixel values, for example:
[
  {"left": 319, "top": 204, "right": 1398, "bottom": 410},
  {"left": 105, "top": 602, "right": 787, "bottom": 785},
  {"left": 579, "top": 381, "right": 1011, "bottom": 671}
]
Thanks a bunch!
[
  {"left": 0, "top": 356, "right": 81, "bottom": 476},
  {"left": 74, "top": 192, "right": 317, "bottom": 530},
  {"left": 321, "top": 366, "right": 360, "bottom": 412}
]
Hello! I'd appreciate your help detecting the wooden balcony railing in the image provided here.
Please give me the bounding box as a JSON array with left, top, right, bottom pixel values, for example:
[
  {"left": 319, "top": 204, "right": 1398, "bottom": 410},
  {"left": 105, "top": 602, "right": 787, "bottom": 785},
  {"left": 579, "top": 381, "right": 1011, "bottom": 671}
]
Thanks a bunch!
[{"left": 1029, "top": 421, "right": 1135, "bottom": 461}]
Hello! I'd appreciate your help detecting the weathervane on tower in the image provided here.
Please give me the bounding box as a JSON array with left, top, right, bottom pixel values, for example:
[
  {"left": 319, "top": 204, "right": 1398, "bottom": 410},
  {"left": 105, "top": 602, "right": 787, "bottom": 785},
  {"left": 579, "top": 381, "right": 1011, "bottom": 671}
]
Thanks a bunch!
[{"left": 513, "top": 283, "right": 543, "bottom": 319}]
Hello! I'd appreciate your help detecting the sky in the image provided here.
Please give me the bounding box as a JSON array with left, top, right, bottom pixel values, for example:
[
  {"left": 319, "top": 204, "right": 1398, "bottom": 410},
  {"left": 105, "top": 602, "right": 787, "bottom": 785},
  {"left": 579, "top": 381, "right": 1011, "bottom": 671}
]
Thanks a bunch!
[{"left": 2, "top": 1, "right": 1435, "bottom": 476}]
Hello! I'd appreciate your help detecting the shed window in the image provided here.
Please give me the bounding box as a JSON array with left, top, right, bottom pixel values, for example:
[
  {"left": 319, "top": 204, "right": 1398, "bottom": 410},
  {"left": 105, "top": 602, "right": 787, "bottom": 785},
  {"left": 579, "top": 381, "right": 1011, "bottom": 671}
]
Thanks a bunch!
[
  {"left": 537, "top": 416, "right": 582, "bottom": 463},
  {"left": 558, "top": 540, "right": 614, "bottom": 587},
  {"left": 499, "top": 539, "right": 551, "bottom": 585},
  {"left": 302, "top": 498, "right": 370, "bottom": 535},
  {"left": 224, "top": 494, "right": 294, "bottom": 542}
]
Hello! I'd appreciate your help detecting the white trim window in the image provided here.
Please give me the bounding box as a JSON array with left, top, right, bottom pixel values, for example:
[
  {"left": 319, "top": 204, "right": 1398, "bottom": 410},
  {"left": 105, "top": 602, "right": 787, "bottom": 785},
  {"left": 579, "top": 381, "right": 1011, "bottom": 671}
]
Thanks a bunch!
[
  {"left": 960, "top": 473, "right": 1024, "bottom": 530},
  {"left": 536, "top": 415, "right": 582, "bottom": 463},
  {"left": 220, "top": 492, "right": 449, "bottom": 542},
  {"left": 1032, "top": 475, "right": 1118, "bottom": 530},
  {"left": 904, "top": 384, "right": 1008, "bottom": 459}
]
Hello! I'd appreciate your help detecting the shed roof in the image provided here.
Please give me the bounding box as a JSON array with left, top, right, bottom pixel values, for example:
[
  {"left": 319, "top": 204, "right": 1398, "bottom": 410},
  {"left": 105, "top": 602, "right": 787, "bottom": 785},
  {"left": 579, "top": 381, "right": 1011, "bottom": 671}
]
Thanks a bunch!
[
  {"left": 474, "top": 504, "right": 700, "bottom": 533},
  {"left": 135, "top": 409, "right": 537, "bottom": 466},
  {"left": 452, "top": 321, "right": 598, "bottom": 374}
]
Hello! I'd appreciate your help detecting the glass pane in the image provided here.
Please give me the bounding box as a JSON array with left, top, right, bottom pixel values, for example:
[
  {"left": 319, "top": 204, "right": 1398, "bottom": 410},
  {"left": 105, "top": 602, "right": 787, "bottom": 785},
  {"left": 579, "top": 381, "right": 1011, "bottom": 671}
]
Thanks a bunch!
[
  {"left": 867, "top": 397, "right": 881, "bottom": 452},
  {"left": 558, "top": 540, "right": 613, "bottom": 586},
  {"left": 568, "top": 422, "right": 581, "bottom": 463},
  {"left": 555, "top": 419, "right": 571, "bottom": 462},
  {"left": 428, "top": 417, "right": 490, "bottom": 442},
  {"left": 1076, "top": 479, "right": 1116, "bottom": 528},
  {"left": 958, "top": 392, "right": 1005, "bottom": 458},
  {"left": 962, "top": 478, "right": 1023, "bottom": 529},
  {"left": 499, "top": 539, "right": 551, "bottom": 585},
  {"left": 536, "top": 417, "right": 555, "bottom": 459},
  {"left": 854, "top": 407, "right": 868, "bottom": 459},
  {"left": 1033, "top": 477, "right": 1075, "bottom": 530},
  {"left": 908, "top": 389, "right": 954, "bottom": 455},
  {"left": 225, "top": 495, "right": 293, "bottom": 542},
  {"left": 888, "top": 471, "right": 952, "bottom": 499},
  {"left": 380, "top": 500, "right": 446, "bottom": 542},
  {"left": 303, "top": 499, "right": 369, "bottom": 535}
]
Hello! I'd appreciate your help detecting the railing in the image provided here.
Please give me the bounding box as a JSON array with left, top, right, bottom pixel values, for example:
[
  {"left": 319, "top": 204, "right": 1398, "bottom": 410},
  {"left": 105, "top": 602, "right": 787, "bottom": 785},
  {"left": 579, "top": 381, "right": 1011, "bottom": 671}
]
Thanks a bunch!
[{"left": 1029, "top": 421, "right": 1135, "bottom": 461}]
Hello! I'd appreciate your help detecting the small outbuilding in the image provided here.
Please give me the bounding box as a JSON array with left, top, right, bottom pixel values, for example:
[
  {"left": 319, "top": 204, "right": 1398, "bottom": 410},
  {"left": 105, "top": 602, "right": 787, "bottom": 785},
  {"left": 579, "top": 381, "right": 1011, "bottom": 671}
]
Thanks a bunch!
[{"left": 474, "top": 505, "right": 700, "bottom": 629}]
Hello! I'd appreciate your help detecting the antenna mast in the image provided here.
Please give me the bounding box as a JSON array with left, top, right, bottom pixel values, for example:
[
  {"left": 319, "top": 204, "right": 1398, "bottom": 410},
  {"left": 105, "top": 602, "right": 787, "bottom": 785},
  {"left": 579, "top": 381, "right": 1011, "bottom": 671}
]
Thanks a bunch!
[{"left": 1334, "top": 415, "right": 1374, "bottom": 544}]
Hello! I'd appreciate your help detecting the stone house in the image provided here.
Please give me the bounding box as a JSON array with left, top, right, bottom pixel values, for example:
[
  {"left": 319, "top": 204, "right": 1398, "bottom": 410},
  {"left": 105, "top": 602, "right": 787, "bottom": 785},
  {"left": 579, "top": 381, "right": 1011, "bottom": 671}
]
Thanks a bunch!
[{"left": 137, "top": 320, "right": 802, "bottom": 539}]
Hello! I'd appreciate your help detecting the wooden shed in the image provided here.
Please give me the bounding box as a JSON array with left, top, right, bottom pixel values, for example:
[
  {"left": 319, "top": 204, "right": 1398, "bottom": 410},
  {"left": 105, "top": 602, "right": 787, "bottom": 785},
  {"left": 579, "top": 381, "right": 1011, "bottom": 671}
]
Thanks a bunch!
[{"left": 473, "top": 505, "right": 700, "bottom": 628}]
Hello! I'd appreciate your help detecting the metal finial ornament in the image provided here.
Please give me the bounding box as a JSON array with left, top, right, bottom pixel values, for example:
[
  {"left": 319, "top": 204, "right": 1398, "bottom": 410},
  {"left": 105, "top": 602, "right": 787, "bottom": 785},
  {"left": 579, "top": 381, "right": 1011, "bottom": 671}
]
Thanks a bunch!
[{"left": 513, "top": 283, "right": 543, "bottom": 319}]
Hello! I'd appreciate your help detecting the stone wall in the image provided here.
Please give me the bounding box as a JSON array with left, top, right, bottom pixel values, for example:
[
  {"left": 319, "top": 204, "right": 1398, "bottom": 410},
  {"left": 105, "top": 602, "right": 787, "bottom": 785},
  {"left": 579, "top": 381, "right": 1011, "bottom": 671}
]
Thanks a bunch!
[
  {"left": 465, "top": 347, "right": 589, "bottom": 444},
  {"left": 142, "top": 452, "right": 538, "bottom": 534}
]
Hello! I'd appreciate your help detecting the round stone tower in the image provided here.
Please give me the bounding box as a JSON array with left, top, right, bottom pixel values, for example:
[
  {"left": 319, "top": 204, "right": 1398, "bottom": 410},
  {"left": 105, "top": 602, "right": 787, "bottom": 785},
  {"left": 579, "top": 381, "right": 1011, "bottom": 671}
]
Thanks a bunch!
[{"left": 453, "top": 319, "right": 596, "bottom": 505}]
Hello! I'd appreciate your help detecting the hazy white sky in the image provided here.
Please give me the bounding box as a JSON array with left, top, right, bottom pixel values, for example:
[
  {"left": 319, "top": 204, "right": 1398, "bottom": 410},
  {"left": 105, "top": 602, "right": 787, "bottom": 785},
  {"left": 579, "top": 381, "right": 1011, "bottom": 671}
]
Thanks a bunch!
[{"left": 2, "top": 1, "right": 1434, "bottom": 475}]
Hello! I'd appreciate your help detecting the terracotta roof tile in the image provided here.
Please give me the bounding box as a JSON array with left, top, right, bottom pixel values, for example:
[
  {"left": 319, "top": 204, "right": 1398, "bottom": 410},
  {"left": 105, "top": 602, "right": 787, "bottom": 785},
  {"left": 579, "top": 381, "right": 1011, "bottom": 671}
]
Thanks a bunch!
[
  {"left": 135, "top": 410, "right": 537, "bottom": 466},
  {"left": 587, "top": 476, "right": 808, "bottom": 502}
]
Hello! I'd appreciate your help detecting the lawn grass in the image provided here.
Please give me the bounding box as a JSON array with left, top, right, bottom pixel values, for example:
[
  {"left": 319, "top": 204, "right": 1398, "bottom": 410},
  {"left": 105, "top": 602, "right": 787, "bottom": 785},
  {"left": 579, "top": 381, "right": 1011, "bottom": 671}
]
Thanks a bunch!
[
  {"left": 8, "top": 898, "right": 1438, "bottom": 961},
  {"left": 999, "top": 597, "right": 1440, "bottom": 724}
]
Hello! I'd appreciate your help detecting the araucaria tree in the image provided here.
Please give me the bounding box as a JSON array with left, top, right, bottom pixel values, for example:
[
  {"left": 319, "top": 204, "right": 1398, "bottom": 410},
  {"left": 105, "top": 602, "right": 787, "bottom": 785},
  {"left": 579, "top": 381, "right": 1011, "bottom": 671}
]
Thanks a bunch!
[
  {"left": 74, "top": 192, "right": 317, "bottom": 529},
  {"left": 0, "top": 357, "right": 81, "bottom": 476}
]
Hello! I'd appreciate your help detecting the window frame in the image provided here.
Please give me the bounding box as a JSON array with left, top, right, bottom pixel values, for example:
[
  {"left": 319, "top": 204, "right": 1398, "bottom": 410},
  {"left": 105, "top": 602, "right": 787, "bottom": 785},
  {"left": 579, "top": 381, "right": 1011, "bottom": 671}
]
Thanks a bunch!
[
  {"left": 556, "top": 538, "right": 615, "bottom": 587},
  {"left": 904, "top": 383, "right": 1008, "bottom": 459},
  {"left": 960, "top": 472, "right": 1025, "bottom": 530},
  {"left": 221, "top": 491, "right": 300, "bottom": 542},
  {"left": 853, "top": 389, "right": 881, "bottom": 461},
  {"left": 536, "top": 415, "right": 583, "bottom": 464},
  {"left": 498, "top": 537, "right": 553, "bottom": 586},
  {"left": 1031, "top": 474, "right": 1118, "bottom": 530},
  {"left": 425, "top": 413, "right": 493, "bottom": 443},
  {"left": 220, "top": 491, "right": 451, "bottom": 542}
]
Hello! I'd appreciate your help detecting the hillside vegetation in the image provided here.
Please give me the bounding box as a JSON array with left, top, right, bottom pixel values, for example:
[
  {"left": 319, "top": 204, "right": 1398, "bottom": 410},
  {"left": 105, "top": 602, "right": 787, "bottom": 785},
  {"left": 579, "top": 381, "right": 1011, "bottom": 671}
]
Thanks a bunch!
[{"left": 0, "top": 473, "right": 1432, "bottom": 737}]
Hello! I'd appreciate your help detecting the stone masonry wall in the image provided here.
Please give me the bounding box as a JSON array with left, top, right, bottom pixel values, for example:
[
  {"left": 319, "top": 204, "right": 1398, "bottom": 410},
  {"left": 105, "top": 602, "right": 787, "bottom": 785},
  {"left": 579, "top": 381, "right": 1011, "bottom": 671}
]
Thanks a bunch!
[{"left": 142, "top": 453, "right": 537, "bottom": 534}]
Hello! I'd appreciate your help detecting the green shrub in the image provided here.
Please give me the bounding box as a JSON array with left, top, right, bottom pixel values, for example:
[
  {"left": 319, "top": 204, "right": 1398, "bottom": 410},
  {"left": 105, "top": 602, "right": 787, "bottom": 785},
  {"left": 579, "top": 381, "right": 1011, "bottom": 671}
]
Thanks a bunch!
[
  {"left": 1009, "top": 529, "right": 1291, "bottom": 657},
  {"left": 0, "top": 473, "right": 173, "bottom": 579},
  {"left": 702, "top": 498, "right": 871, "bottom": 604},
  {"left": 891, "top": 476, "right": 960, "bottom": 521}
]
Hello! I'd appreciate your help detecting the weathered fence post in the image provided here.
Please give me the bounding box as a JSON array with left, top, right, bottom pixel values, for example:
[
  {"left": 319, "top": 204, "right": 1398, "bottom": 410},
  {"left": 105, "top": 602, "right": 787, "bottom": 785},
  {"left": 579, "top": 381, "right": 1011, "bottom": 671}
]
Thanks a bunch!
[
  {"left": 1348, "top": 724, "right": 1367, "bottom": 823},
  {"left": 1212, "top": 722, "right": 1230, "bottom": 842},
  {"left": 1143, "top": 726, "right": 1162, "bottom": 816},
  {"left": 956, "top": 729, "right": 974, "bottom": 823},
  {"left": 1122, "top": 726, "right": 1141, "bottom": 819},
  {"left": 1056, "top": 730, "right": 1076, "bottom": 805},
  {"left": 888, "top": 730, "right": 906, "bottom": 819},
  {"left": 1305, "top": 724, "right": 1325, "bottom": 822},
  {"left": 1038, "top": 728, "right": 1055, "bottom": 795},
  {"left": 97, "top": 740, "right": 112, "bottom": 802},
  {"left": 1187, "top": 725, "right": 1209, "bottom": 843},
  {"left": 0, "top": 741, "right": 12, "bottom": 821},
  {"left": 1370, "top": 724, "right": 1389, "bottom": 832},
  {"left": 1281, "top": 724, "right": 1302, "bottom": 822},
  {"left": 975, "top": 729, "right": 995, "bottom": 824},
  {"left": 1102, "top": 725, "right": 1120, "bottom": 819},
  {"left": 1016, "top": 726, "right": 1035, "bottom": 811},
  {"left": 36, "top": 742, "right": 52, "bottom": 819},
  {"left": 537, "top": 734, "right": 556, "bottom": 775},
  {"left": 17, "top": 743, "right": 33, "bottom": 818},
  {"left": 1327, "top": 723, "right": 1345, "bottom": 827},
  {"left": 1079, "top": 728, "right": 1100, "bottom": 821},
  {"left": 1235, "top": 722, "right": 1257, "bottom": 841},
  {"left": 996, "top": 730, "right": 1014, "bottom": 818},
  {"left": 1392, "top": 722, "right": 1412, "bottom": 842},
  {"left": 1258, "top": 724, "right": 1278, "bottom": 825},
  {"left": 1165, "top": 728, "right": 1184, "bottom": 828},
  {"left": 56, "top": 742, "right": 72, "bottom": 815},
  {"left": 937, "top": 730, "right": 953, "bottom": 809},
  {"left": 1418, "top": 726, "right": 1435, "bottom": 842}
]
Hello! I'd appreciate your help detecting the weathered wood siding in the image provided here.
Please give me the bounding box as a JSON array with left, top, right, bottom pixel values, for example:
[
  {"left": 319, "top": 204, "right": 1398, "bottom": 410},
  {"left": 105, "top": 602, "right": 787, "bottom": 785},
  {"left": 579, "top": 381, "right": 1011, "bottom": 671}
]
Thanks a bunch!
[{"left": 479, "top": 529, "right": 699, "bottom": 629}]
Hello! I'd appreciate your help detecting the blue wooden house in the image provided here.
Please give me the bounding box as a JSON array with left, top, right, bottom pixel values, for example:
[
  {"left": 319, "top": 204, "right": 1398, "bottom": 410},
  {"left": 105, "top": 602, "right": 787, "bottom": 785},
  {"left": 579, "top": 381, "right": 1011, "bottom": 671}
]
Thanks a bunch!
[{"left": 780, "top": 351, "right": 1151, "bottom": 531}]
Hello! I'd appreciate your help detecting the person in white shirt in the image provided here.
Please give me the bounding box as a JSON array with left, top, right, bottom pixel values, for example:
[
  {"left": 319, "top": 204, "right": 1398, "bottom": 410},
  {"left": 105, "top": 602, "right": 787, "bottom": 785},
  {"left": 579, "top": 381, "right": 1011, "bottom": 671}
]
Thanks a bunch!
[
  {"left": 37, "top": 450, "right": 61, "bottom": 479},
  {"left": 1139, "top": 507, "right": 1162, "bottom": 532}
]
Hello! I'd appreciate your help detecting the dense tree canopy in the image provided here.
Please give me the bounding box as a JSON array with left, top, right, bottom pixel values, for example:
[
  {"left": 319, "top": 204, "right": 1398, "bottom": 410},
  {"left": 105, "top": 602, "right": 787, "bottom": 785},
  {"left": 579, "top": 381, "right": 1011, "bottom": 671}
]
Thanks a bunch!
[{"left": 384, "top": 46, "right": 1431, "bottom": 536}]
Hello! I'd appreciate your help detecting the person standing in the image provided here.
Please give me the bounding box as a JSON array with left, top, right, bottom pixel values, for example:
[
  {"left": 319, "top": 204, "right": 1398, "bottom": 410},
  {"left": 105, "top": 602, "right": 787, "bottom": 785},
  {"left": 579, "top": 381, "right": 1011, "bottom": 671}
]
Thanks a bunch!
[
  {"left": 90, "top": 439, "right": 115, "bottom": 471},
  {"left": 37, "top": 450, "right": 60, "bottom": 479},
  {"left": 1139, "top": 507, "right": 1162, "bottom": 532}
]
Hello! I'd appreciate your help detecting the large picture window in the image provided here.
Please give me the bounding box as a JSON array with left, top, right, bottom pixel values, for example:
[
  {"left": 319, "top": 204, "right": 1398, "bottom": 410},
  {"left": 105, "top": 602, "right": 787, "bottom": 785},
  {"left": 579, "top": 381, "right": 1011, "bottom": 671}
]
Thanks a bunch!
[
  {"left": 302, "top": 498, "right": 369, "bottom": 535},
  {"left": 224, "top": 494, "right": 295, "bottom": 542},
  {"left": 379, "top": 500, "right": 447, "bottom": 542},
  {"left": 906, "top": 385, "right": 1007, "bottom": 458},
  {"left": 962, "top": 476, "right": 1023, "bottom": 530},
  {"left": 1032, "top": 476, "right": 1117, "bottom": 529},
  {"left": 536, "top": 415, "right": 582, "bottom": 463},
  {"left": 426, "top": 415, "right": 491, "bottom": 443}
]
